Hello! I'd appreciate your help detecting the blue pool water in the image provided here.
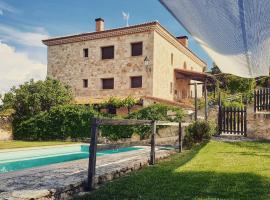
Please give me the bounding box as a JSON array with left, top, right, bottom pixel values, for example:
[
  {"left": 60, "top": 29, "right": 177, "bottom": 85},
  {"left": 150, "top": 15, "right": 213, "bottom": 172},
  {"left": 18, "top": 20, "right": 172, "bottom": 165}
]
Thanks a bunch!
[{"left": 0, "top": 146, "right": 142, "bottom": 174}]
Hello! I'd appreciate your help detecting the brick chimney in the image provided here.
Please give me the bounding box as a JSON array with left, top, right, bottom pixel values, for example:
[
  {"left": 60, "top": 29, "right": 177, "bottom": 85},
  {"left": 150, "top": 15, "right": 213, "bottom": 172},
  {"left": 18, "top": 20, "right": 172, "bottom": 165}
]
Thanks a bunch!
[
  {"left": 176, "top": 36, "right": 189, "bottom": 47},
  {"left": 95, "top": 18, "right": 104, "bottom": 32}
]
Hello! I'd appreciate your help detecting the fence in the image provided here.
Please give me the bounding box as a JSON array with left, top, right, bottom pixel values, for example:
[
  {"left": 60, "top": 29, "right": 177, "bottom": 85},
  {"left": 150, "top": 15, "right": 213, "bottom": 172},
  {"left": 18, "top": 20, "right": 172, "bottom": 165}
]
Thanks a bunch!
[
  {"left": 254, "top": 88, "right": 270, "bottom": 112},
  {"left": 87, "top": 118, "right": 189, "bottom": 190},
  {"left": 218, "top": 106, "right": 247, "bottom": 136}
]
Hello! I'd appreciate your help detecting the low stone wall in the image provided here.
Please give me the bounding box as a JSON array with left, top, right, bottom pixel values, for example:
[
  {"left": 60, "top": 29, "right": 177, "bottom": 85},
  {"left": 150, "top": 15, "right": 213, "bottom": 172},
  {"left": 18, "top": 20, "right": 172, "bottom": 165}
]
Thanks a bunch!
[
  {"left": 98, "top": 126, "right": 179, "bottom": 147},
  {"left": 247, "top": 111, "right": 270, "bottom": 140},
  {"left": 0, "top": 116, "right": 12, "bottom": 141}
]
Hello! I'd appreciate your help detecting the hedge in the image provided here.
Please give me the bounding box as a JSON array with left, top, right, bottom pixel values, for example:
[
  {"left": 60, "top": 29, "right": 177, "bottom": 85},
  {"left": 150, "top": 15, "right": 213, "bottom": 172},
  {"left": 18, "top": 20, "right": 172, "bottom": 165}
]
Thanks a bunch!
[
  {"left": 14, "top": 103, "right": 185, "bottom": 141},
  {"left": 14, "top": 105, "right": 98, "bottom": 140}
]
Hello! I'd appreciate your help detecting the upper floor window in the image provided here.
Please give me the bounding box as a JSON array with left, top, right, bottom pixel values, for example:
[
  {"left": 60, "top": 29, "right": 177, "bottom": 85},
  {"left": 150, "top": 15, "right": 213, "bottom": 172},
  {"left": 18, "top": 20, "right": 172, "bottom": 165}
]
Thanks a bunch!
[
  {"left": 83, "top": 79, "right": 88, "bottom": 88},
  {"left": 101, "top": 46, "right": 114, "bottom": 59},
  {"left": 102, "top": 78, "right": 114, "bottom": 89},
  {"left": 83, "top": 48, "right": 88, "bottom": 58},
  {"left": 171, "top": 53, "right": 174, "bottom": 65},
  {"left": 131, "top": 42, "right": 143, "bottom": 56},
  {"left": 130, "top": 76, "right": 142, "bottom": 88}
]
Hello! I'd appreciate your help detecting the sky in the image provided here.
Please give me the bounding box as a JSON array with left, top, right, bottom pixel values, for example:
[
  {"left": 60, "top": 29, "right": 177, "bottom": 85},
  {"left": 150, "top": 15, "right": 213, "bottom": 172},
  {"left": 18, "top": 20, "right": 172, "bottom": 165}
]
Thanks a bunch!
[{"left": 0, "top": 0, "right": 213, "bottom": 96}]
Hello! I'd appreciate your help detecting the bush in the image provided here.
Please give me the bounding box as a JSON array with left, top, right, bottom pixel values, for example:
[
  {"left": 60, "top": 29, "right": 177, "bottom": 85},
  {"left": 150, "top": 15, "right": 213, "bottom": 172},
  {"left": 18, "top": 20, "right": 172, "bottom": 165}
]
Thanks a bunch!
[
  {"left": 101, "top": 103, "right": 185, "bottom": 141},
  {"left": 14, "top": 103, "right": 185, "bottom": 141},
  {"left": 14, "top": 105, "right": 98, "bottom": 140},
  {"left": 184, "top": 120, "right": 216, "bottom": 148},
  {"left": 1, "top": 78, "right": 73, "bottom": 124}
]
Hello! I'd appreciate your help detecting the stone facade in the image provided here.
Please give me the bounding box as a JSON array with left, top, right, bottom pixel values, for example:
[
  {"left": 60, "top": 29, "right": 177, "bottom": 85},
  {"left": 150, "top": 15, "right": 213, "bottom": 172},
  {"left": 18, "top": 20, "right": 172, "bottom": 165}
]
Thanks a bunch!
[
  {"left": 247, "top": 106, "right": 270, "bottom": 140},
  {"left": 43, "top": 21, "right": 206, "bottom": 104}
]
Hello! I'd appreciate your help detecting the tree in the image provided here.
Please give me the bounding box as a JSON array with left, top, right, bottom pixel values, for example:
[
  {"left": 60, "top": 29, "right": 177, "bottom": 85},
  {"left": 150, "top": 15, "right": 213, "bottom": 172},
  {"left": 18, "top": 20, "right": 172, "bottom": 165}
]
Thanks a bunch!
[
  {"left": 1, "top": 77, "right": 73, "bottom": 122},
  {"left": 210, "top": 62, "right": 221, "bottom": 74}
]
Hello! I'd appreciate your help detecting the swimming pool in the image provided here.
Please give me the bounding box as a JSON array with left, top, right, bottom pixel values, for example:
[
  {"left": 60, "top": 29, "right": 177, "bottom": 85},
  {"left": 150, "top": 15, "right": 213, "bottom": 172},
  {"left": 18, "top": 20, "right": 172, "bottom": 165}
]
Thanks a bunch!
[{"left": 0, "top": 145, "right": 142, "bottom": 174}]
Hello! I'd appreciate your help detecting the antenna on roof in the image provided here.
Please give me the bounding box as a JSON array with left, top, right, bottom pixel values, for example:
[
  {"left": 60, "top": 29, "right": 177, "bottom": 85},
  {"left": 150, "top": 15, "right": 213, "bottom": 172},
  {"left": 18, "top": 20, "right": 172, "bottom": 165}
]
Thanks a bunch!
[{"left": 122, "top": 11, "right": 129, "bottom": 27}]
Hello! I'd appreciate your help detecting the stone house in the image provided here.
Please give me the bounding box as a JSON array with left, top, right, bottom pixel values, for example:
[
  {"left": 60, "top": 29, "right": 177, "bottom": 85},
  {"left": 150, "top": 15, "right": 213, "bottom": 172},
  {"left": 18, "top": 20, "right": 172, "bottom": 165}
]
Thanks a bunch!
[{"left": 43, "top": 18, "right": 209, "bottom": 107}]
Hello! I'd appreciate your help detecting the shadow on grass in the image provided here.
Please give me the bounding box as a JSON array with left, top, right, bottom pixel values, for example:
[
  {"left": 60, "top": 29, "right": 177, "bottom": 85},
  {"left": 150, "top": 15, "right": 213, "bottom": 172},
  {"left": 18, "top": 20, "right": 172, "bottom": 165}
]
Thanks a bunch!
[{"left": 77, "top": 142, "right": 270, "bottom": 200}]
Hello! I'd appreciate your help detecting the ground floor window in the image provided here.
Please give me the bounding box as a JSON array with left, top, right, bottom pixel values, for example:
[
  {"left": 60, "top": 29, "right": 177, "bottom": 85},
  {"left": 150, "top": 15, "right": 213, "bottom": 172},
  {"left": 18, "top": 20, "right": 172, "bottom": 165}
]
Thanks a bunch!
[
  {"left": 102, "top": 78, "right": 114, "bottom": 89},
  {"left": 130, "top": 76, "right": 142, "bottom": 88},
  {"left": 83, "top": 79, "right": 88, "bottom": 88}
]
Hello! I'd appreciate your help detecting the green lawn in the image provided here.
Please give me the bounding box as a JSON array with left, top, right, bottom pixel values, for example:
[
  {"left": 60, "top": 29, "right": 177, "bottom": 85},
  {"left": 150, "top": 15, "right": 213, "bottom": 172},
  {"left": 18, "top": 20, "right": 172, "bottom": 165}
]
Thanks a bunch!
[
  {"left": 78, "top": 140, "right": 270, "bottom": 200},
  {"left": 0, "top": 140, "right": 79, "bottom": 150}
]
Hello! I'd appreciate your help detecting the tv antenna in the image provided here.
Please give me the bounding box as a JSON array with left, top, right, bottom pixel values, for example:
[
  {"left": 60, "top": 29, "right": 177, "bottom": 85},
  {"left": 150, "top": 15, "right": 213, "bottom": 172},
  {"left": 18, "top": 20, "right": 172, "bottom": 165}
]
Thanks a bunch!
[{"left": 122, "top": 12, "right": 129, "bottom": 27}]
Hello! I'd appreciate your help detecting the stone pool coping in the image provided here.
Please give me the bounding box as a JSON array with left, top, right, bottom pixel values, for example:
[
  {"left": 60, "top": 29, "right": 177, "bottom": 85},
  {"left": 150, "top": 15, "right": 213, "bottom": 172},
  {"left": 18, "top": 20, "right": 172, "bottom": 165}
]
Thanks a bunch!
[
  {"left": 0, "top": 143, "right": 86, "bottom": 153},
  {"left": 0, "top": 146, "right": 176, "bottom": 200}
]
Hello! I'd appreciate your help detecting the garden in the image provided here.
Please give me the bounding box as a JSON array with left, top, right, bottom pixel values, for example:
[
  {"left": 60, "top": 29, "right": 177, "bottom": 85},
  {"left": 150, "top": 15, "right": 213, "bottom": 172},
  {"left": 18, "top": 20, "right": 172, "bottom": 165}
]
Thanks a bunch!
[
  {"left": 0, "top": 72, "right": 270, "bottom": 199},
  {"left": 76, "top": 140, "right": 270, "bottom": 200}
]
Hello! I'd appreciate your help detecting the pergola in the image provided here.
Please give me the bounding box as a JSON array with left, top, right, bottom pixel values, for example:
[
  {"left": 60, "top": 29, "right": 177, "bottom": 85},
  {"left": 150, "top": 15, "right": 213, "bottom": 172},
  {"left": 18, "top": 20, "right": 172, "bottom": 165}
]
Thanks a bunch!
[{"left": 174, "top": 69, "right": 215, "bottom": 121}]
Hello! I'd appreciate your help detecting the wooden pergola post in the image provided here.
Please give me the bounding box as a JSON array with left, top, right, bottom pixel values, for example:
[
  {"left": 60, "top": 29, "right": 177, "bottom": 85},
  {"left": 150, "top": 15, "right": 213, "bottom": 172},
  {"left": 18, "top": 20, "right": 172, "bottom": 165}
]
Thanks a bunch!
[
  {"left": 194, "top": 82, "right": 198, "bottom": 121},
  {"left": 204, "top": 79, "right": 208, "bottom": 121}
]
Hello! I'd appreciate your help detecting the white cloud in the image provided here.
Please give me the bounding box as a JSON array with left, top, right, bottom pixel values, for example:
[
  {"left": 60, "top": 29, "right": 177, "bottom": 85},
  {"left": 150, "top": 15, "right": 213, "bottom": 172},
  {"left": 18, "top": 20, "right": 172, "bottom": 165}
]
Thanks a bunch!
[
  {"left": 0, "top": 42, "right": 46, "bottom": 94},
  {"left": 0, "top": 1, "right": 17, "bottom": 14},
  {"left": 0, "top": 9, "right": 3, "bottom": 15},
  {"left": 0, "top": 25, "right": 49, "bottom": 47}
]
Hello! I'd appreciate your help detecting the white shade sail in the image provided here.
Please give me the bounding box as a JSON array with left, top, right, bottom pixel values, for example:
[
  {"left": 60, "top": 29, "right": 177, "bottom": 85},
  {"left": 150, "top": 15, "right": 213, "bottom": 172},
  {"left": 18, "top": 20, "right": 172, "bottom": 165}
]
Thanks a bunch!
[{"left": 160, "top": 0, "right": 270, "bottom": 78}]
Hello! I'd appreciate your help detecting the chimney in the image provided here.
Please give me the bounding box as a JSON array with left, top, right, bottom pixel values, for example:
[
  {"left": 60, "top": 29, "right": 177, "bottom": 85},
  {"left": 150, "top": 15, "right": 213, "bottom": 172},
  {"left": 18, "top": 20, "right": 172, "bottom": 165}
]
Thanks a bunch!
[
  {"left": 176, "top": 36, "right": 189, "bottom": 47},
  {"left": 95, "top": 18, "right": 104, "bottom": 32}
]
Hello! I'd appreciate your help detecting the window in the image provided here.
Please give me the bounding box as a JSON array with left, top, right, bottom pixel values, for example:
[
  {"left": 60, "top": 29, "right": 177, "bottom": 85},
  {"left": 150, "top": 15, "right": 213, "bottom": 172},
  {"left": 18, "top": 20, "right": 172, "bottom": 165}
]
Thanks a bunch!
[
  {"left": 83, "top": 79, "right": 88, "bottom": 88},
  {"left": 102, "top": 78, "right": 114, "bottom": 89},
  {"left": 171, "top": 53, "right": 174, "bottom": 65},
  {"left": 130, "top": 76, "right": 142, "bottom": 88},
  {"left": 83, "top": 48, "right": 88, "bottom": 58},
  {"left": 101, "top": 46, "right": 114, "bottom": 59},
  {"left": 131, "top": 42, "right": 143, "bottom": 56}
]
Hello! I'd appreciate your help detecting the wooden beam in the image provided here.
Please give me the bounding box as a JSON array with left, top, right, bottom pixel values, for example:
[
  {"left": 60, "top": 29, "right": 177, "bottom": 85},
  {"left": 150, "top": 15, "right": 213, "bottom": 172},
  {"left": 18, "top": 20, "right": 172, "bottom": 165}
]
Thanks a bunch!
[
  {"left": 194, "top": 82, "right": 198, "bottom": 121},
  {"left": 204, "top": 79, "right": 208, "bottom": 121},
  {"left": 150, "top": 121, "right": 156, "bottom": 165},
  {"left": 156, "top": 121, "right": 179, "bottom": 126},
  {"left": 98, "top": 118, "right": 152, "bottom": 126}
]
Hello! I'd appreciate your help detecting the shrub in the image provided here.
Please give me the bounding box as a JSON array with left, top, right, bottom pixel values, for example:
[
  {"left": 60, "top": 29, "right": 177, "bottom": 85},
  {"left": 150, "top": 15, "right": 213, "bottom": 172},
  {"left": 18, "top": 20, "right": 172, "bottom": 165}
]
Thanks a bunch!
[
  {"left": 223, "top": 101, "right": 244, "bottom": 109},
  {"left": 1, "top": 77, "right": 73, "bottom": 125},
  {"left": 184, "top": 120, "right": 216, "bottom": 148},
  {"left": 14, "top": 105, "right": 98, "bottom": 140},
  {"left": 100, "top": 103, "right": 185, "bottom": 141}
]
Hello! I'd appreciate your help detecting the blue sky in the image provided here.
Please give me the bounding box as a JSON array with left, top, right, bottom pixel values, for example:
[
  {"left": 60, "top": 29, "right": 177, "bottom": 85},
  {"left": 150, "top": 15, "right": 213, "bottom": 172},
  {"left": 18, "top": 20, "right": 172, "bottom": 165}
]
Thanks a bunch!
[{"left": 0, "top": 0, "right": 212, "bottom": 95}]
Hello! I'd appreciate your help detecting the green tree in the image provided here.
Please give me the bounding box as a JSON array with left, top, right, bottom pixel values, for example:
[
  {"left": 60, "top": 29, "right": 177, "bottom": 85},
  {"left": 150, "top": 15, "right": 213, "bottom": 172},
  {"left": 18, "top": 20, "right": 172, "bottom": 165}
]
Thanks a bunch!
[
  {"left": 210, "top": 62, "right": 221, "bottom": 74},
  {"left": 1, "top": 77, "right": 73, "bottom": 122}
]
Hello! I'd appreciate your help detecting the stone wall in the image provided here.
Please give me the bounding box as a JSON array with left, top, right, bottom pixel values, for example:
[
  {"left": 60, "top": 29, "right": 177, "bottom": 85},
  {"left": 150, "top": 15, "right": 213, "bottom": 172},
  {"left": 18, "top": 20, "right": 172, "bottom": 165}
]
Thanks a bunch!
[
  {"left": 46, "top": 23, "right": 206, "bottom": 104},
  {"left": 153, "top": 31, "right": 205, "bottom": 101},
  {"left": 47, "top": 31, "right": 154, "bottom": 101},
  {"left": 0, "top": 116, "right": 12, "bottom": 140},
  {"left": 247, "top": 106, "right": 270, "bottom": 140}
]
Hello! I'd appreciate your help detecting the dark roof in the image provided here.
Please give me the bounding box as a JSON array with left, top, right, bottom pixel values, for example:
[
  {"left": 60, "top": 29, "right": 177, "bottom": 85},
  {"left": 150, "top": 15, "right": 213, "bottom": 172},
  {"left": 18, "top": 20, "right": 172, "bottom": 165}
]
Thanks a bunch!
[{"left": 174, "top": 68, "right": 215, "bottom": 82}]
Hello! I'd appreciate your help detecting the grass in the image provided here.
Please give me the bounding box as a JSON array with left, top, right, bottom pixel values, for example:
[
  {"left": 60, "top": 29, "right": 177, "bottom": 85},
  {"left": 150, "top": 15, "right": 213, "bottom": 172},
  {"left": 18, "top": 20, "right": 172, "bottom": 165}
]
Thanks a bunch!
[
  {"left": 78, "top": 140, "right": 270, "bottom": 200},
  {"left": 0, "top": 140, "right": 79, "bottom": 150}
]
